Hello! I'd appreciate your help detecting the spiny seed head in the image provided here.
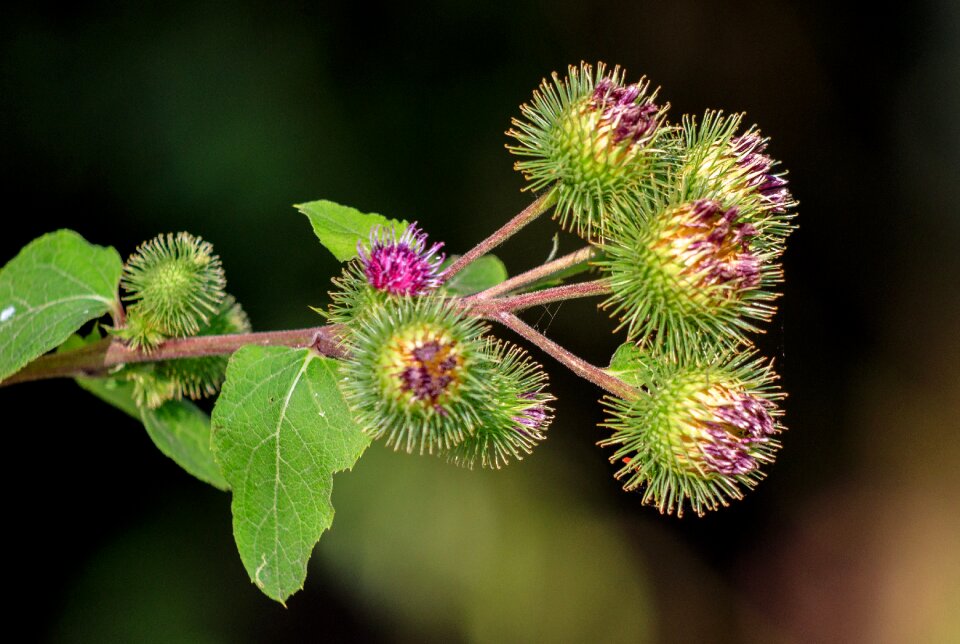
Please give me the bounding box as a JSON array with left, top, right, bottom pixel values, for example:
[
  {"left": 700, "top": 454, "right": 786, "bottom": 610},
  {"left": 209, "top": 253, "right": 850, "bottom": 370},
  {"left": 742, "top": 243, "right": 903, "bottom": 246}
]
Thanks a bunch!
[
  {"left": 507, "top": 61, "right": 672, "bottom": 241},
  {"left": 339, "top": 296, "right": 492, "bottom": 454},
  {"left": 446, "top": 340, "right": 554, "bottom": 470},
  {"left": 358, "top": 223, "right": 445, "bottom": 296},
  {"left": 121, "top": 232, "right": 226, "bottom": 342},
  {"left": 600, "top": 343, "right": 784, "bottom": 517},
  {"left": 676, "top": 111, "right": 796, "bottom": 253},
  {"left": 599, "top": 198, "right": 782, "bottom": 353}
]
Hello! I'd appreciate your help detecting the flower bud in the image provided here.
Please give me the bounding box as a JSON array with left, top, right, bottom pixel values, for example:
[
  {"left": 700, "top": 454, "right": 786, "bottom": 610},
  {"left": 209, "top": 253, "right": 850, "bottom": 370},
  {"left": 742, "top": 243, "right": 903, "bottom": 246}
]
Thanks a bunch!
[
  {"left": 508, "top": 62, "right": 670, "bottom": 240},
  {"left": 599, "top": 198, "right": 781, "bottom": 350},
  {"left": 119, "top": 232, "right": 226, "bottom": 349},
  {"left": 600, "top": 344, "right": 784, "bottom": 516},
  {"left": 446, "top": 340, "right": 554, "bottom": 469},
  {"left": 324, "top": 223, "right": 444, "bottom": 327},
  {"left": 677, "top": 112, "right": 796, "bottom": 253}
]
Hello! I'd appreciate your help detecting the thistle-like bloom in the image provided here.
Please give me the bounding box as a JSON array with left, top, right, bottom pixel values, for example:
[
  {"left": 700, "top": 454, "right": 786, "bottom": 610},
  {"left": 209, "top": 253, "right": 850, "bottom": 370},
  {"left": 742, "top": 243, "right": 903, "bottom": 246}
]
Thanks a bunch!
[
  {"left": 357, "top": 223, "right": 445, "bottom": 296},
  {"left": 676, "top": 111, "right": 796, "bottom": 253},
  {"left": 446, "top": 340, "right": 554, "bottom": 469},
  {"left": 339, "top": 296, "right": 492, "bottom": 454},
  {"left": 120, "top": 232, "right": 226, "bottom": 347},
  {"left": 600, "top": 343, "right": 783, "bottom": 516},
  {"left": 599, "top": 198, "right": 781, "bottom": 351},
  {"left": 507, "top": 62, "right": 671, "bottom": 241}
]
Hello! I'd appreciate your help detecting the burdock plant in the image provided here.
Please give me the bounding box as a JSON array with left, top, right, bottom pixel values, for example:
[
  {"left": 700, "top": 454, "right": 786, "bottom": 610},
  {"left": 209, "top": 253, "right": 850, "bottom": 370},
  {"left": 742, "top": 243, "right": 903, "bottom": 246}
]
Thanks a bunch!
[{"left": 0, "top": 62, "right": 796, "bottom": 603}]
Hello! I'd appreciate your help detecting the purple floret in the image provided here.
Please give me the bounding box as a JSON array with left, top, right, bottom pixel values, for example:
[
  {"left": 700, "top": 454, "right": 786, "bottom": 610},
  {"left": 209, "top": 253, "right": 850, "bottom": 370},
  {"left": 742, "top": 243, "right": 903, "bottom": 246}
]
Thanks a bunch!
[
  {"left": 512, "top": 392, "right": 549, "bottom": 437},
  {"left": 700, "top": 393, "right": 776, "bottom": 476},
  {"left": 398, "top": 339, "right": 460, "bottom": 409},
  {"left": 732, "top": 133, "right": 793, "bottom": 213},
  {"left": 590, "top": 77, "right": 660, "bottom": 144},
  {"left": 685, "top": 200, "right": 762, "bottom": 289}
]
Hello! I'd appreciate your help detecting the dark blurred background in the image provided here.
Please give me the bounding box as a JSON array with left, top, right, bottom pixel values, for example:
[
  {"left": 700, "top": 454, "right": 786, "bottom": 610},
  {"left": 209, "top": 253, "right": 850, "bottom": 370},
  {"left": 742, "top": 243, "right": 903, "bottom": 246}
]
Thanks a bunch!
[{"left": 2, "top": 1, "right": 958, "bottom": 642}]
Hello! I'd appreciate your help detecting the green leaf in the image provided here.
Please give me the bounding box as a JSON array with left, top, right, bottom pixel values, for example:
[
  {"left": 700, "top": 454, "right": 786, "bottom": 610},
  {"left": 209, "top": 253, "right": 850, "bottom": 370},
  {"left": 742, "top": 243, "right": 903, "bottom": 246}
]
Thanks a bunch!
[
  {"left": 141, "top": 401, "right": 229, "bottom": 491},
  {"left": 441, "top": 255, "right": 509, "bottom": 296},
  {"left": 211, "top": 345, "right": 370, "bottom": 603},
  {"left": 296, "top": 199, "right": 406, "bottom": 262},
  {"left": 77, "top": 376, "right": 142, "bottom": 420},
  {"left": 0, "top": 230, "right": 122, "bottom": 381},
  {"left": 606, "top": 342, "right": 649, "bottom": 389},
  {"left": 76, "top": 375, "right": 229, "bottom": 490}
]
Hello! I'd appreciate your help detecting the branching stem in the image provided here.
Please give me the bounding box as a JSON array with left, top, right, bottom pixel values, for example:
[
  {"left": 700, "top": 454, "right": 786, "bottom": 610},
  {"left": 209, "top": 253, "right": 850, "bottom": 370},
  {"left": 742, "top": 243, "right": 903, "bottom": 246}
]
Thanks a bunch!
[
  {"left": 465, "top": 279, "right": 610, "bottom": 316},
  {"left": 491, "top": 311, "right": 639, "bottom": 400},
  {"left": 442, "top": 190, "right": 557, "bottom": 281},
  {"left": 469, "top": 246, "right": 599, "bottom": 299},
  {"left": 0, "top": 278, "right": 613, "bottom": 387},
  {"left": 1, "top": 326, "right": 346, "bottom": 386}
]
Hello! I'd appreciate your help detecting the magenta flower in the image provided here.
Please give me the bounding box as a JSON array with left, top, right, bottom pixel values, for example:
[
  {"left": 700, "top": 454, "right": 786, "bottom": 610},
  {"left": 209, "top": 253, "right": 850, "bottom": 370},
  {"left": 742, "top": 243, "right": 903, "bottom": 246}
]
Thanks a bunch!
[{"left": 357, "top": 223, "right": 445, "bottom": 295}]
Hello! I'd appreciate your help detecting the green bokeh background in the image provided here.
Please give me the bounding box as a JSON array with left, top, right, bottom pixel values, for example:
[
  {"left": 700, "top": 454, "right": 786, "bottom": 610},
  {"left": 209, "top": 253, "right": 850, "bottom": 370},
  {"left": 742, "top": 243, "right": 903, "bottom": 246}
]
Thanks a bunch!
[{"left": 2, "top": 2, "right": 958, "bottom": 642}]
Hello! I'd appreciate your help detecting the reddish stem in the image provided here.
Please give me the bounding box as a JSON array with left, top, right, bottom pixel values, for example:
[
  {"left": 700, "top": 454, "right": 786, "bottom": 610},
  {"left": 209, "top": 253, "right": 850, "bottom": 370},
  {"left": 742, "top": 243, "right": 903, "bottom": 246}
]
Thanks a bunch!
[
  {"left": 492, "top": 312, "right": 638, "bottom": 400},
  {"left": 466, "top": 280, "right": 611, "bottom": 316},
  {"left": 442, "top": 190, "right": 557, "bottom": 281},
  {"left": 469, "top": 246, "right": 599, "bottom": 299},
  {"left": 1, "top": 326, "right": 345, "bottom": 387}
]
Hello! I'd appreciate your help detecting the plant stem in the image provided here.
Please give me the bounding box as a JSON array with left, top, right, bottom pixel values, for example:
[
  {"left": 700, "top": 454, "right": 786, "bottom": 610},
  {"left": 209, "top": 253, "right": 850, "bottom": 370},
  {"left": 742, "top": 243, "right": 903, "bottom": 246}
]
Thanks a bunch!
[
  {"left": 0, "top": 277, "right": 612, "bottom": 387},
  {"left": 0, "top": 326, "right": 346, "bottom": 387},
  {"left": 442, "top": 190, "right": 557, "bottom": 281},
  {"left": 466, "top": 279, "right": 611, "bottom": 316},
  {"left": 470, "top": 246, "right": 599, "bottom": 299},
  {"left": 492, "top": 311, "right": 638, "bottom": 400}
]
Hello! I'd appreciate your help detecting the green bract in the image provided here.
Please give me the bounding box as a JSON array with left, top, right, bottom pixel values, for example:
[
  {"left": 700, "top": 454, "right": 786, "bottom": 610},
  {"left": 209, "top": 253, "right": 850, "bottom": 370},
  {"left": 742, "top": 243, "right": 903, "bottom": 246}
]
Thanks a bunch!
[
  {"left": 507, "top": 62, "right": 672, "bottom": 241},
  {"left": 598, "top": 196, "right": 783, "bottom": 353},
  {"left": 600, "top": 342, "right": 784, "bottom": 517},
  {"left": 446, "top": 339, "right": 554, "bottom": 469},
  {"left": 119, "top": 232, "right": 226, "bottom": 348},
  {"left": 322, "top": 261, "right": 391, "bottom": 328}
]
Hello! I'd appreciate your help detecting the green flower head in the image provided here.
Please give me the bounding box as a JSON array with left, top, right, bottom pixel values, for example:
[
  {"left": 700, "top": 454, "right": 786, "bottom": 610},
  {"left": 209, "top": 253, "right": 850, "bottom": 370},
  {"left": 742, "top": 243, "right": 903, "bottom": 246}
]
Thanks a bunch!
[
  {"left": 507, "top": 62, "right": 672, "bottom": 241},
  {"left": 601, "top": 343, "right": 784, "bottom": 517}
]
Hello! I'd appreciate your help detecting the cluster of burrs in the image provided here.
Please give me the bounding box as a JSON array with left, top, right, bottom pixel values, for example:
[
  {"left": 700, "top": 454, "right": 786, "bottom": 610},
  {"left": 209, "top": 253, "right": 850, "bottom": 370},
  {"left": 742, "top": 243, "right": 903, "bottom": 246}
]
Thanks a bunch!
[
  {"left": 507, "top": 62, "right": 794, "bottom": 516},
  {"left": 327, "top": 62, "right": 795, "bottom": 515},
  {"left": 331, "top": 224, "right": 555, "bottom": 469}
]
